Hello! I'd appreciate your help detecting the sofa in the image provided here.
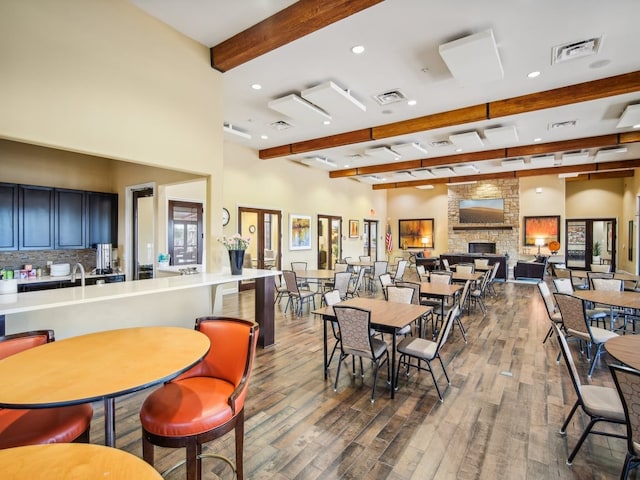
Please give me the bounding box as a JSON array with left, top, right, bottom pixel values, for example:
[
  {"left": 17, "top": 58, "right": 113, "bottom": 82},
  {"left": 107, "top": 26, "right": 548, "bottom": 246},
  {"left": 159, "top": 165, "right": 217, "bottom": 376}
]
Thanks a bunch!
[{"left": 514, "top": 256, "right": 548, "bottom": 280}]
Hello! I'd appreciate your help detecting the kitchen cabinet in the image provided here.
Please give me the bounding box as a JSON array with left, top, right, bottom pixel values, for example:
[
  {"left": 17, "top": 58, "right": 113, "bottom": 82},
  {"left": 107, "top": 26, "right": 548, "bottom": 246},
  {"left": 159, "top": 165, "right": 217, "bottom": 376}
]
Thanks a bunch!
[
  {"left": 88, "top": 192, "right": 118, "bottom": 247},
  {"left": 55, "top": 189, "right": 86, "bottom": 249},
  {"left": 19, "top": 185, "right": 54, "bottom": 250},
  {"left": 0, "top": 183, "right": 18, "bottom": 251}
]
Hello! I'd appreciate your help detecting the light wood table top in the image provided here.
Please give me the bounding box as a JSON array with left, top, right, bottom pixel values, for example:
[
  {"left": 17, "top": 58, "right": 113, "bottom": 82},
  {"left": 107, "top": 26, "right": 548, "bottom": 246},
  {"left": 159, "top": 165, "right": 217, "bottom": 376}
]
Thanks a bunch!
[
  {"left": 451, "top": 271, "right": 483, "bottom": 282},
  {"left": 0, "top": 443, "right": 162, "bottom": 479},
  {"left": 419, "top": 282, "right": 463, "bottom": 297},
  {"left": 0, "top": 326, "right": 209, "bottom": 447},
  {"left": 573, "top": 290, "right": 640, "bottom": 310},
  {"left": 604, "top": 335, "right": 640, "bottom": 371},
  {"left": 296, "top": 269, "right": 340, "bottom": 281}
]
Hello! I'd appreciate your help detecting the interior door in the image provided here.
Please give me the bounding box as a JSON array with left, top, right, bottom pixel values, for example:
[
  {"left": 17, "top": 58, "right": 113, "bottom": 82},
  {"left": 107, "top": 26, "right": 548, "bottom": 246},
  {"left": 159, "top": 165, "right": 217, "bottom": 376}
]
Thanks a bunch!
[
  {"left": 132, "top": 187, "right": 154, "bottom": 280},
  {"left": 565, "top": 218, "right": 616, "bottom": 271},
  {"left": 363, "top": 219, "right": 378, "bottom": 260},
  {"left": 317, "top": 215, "right": 342, "bottom": 269},
  {"left": 239, "top": 207, "right": 281, "bottom": 290}
]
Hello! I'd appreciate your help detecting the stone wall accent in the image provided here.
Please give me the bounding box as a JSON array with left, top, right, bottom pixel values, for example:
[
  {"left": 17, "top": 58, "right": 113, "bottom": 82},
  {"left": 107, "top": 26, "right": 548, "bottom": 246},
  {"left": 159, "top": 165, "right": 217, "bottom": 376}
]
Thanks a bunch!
[{"left": 447, "top": 179, "right": 520, "bottom": 273}]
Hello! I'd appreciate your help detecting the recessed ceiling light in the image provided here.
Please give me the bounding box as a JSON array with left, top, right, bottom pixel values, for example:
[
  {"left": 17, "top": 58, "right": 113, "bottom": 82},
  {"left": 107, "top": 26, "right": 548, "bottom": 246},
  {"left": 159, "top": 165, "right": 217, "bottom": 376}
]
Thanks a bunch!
[
  {"left": 260, "top": 134, "right": 268, "bottom": 140},
  {"left": 351, "top": 45, "right": 365, "bottom": 54},
  {"left": 533, "top": 137, "right": 542, "bottom": 142},
  {"left": 251, "top": 83, "right": 262, "bottom": 90},
  {"left": 407, "top": 99, "right": 417, "bottom": 106},
  {"left": 527, "top": 71, "right": 541, "bottom": 78},
  {"left": 323, "top": 120, "right": 331, "bottom": 125}
]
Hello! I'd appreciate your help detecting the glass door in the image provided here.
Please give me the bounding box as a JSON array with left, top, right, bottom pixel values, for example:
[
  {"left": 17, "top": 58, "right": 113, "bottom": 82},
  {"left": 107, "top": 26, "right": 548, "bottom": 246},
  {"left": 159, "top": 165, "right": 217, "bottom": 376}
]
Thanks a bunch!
[
  {"left": 317, "top": 215, "right": 342, "bottom": 269},
  {"left": 565, "top": 218, "right": 616, "bottom": 271},
  {"left": 363, "top": 219, "right": 378, "bottom": 261},
  {"left": 239, "top": 207, "right": 281, "bottom": 290}
]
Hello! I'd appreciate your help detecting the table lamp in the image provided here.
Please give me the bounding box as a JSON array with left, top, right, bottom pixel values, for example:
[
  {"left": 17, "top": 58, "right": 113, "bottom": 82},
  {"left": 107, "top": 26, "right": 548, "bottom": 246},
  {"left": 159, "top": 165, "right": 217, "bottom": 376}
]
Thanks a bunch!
[
  {"left": 535, "top": 237, "right": 545, "bottom": 255},
  {"left": 422, "top": 236, "right": 430, "bottom": 257}
]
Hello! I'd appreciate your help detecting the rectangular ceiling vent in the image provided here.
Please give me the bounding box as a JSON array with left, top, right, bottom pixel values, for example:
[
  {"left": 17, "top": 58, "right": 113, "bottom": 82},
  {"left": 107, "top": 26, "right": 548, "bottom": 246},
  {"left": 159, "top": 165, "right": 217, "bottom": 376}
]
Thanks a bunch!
[
  {"left": 549, "top": 120, "right": 577, "bottom": 130},
  {"left": 269, "top": 120, "right": 293, "bottom": 131},
  {"left": 373, "top": 90, "right": 407, "bottom": 105},
  {"left": 430, "top": 140, "right": 452, "bottom": 148},
  {"left": 552, "top": 37, "right": 602, "bottom": 64}
]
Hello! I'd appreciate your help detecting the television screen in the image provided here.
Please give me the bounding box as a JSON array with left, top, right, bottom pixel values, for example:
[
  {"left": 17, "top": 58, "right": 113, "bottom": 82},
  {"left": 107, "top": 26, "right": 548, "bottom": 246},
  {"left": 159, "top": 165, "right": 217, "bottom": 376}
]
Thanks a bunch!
[{"left": 459, "top": 198, "right": 504, "bottom": 223}]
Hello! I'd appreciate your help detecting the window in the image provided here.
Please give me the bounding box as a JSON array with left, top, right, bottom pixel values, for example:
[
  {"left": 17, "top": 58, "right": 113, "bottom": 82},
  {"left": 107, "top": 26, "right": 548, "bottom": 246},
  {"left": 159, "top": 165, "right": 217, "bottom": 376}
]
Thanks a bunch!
[{"left": 168, "top": 201, "right": 202, "bottom": 265}]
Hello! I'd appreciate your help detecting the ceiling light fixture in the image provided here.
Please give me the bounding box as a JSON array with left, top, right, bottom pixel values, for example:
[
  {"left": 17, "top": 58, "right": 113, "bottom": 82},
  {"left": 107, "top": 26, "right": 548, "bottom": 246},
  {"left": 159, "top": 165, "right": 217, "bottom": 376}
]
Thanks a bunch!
[
  {"left": 300, "top": 156, "right": 337, "bottom": 169},
  {"left": 439, "top": 29, "right": 504, "bottom": 83},
  {"left": 431, "top": 167, "right": 455, "bottom": 177},
  {"left": 558, "top": 172, "right": 580, "bottom": 178},
  {"left": 268, "top": 94, "right": 331, "bottom": 123},
  {"left": 617, "top": 104, "right": 640, "bottom": 128},
  {"left": 392, "top": 142, "right": 427, "bottom": 158},
  {"left": 449, "top": 131, "right": 484, "bottom": 149},
  {"left": 484, "top": 125, "right": 519, "bottom": 145},
  {"left": 561, "top": 151, "right": 589, "bottom": 164},
  {"left": 365, "top": 146, "right": 401, "bottom": 161},
  {"left": 453, "top": 165, "right": 479, "bottom": 175},
  {"left": 501, "top": 158, "right": 525, "bottom": 168},
  {"left": 595, "top": 147, "right": 628, "bottom": 161},
  {"left": 530, "top": 154, "right": 555, "bottom": 167},
  {"left": 416, "top": 185, "right": 435, "bottom": 190},
  {"left": 407, "top": 99, "right": 417, "bottom": 106},
  {"left": 410, "top": 169, "right": 435, "bottom": 179},
  {"left": 351, "top": 45, "right": 365, "bottom": 54},
  {"left": 251, "top": 83, "right": 262, "bottom": 90},
  {"left": 223, "top": 123, "right": 251, "bottom": 139},
  {"left": 302, "top": 81, "right": 366, "bottom": 114},
  {"left": 527, "top": 71, "right": 541, "bottom": 78}
]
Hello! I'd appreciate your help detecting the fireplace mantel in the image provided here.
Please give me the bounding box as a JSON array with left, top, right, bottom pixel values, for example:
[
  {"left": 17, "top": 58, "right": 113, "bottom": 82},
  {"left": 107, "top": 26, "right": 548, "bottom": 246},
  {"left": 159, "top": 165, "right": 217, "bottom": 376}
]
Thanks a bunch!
[{"left": 452, "top": 225, "right": 514, "bottom": 231}]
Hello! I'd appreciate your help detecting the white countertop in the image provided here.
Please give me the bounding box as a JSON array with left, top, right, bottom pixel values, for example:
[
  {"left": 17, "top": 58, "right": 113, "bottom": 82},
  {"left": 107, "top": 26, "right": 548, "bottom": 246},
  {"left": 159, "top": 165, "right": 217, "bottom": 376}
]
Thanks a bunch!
[{"left": 0, "top": 269, "right": 279, "bottom": 316}]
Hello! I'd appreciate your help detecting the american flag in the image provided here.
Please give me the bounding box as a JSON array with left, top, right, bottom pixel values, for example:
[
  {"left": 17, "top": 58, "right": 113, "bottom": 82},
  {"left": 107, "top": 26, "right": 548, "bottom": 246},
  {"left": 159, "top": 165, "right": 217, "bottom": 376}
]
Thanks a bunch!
[{"left": 385, "top": 223, "right": 393, "bottom": 253}]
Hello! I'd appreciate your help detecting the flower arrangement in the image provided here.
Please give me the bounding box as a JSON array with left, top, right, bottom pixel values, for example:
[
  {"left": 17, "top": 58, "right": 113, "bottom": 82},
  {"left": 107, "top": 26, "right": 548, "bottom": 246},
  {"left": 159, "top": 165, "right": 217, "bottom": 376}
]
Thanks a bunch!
[{"left": 219, "top": 233, "right": 251, "bottom": 251}]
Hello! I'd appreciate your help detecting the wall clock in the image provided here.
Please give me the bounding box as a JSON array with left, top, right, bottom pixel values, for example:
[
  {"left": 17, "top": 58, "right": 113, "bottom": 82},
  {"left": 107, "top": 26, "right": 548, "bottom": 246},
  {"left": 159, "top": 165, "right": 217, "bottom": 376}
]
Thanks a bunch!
[
  {"left": 222, "top": 207, "right": 230, "bottom": 226},
  {"left": 249, "top": 225, "right": 256, "bottom": 234}
]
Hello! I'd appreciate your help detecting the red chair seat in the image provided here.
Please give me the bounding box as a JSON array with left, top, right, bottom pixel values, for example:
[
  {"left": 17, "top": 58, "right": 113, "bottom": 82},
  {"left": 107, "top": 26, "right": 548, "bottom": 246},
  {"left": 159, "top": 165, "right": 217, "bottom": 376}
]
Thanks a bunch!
[
  {"left": 0, "top": 404, "right": 93, "bottom": 449},
  {"left": 140, "top": 377, "right": 235, "bottom": 437}
]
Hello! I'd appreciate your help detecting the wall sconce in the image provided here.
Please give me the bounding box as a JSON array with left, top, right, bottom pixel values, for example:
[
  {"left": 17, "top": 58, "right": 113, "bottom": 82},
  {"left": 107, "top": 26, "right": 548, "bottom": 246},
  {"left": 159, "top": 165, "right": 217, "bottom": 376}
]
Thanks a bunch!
[{"left": 535, "top": 237, "right": 545, "bottom": 255}]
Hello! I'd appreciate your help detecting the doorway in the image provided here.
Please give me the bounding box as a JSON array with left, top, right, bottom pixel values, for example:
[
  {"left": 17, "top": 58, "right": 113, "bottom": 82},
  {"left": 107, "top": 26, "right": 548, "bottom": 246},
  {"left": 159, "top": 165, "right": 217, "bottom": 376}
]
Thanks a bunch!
[
  {"left": 168, "top": 200, "right": 203, "bottom": 266},
  {"left": 363, "top": 219, "right": 379, "bottom": 260},
  {"left": 565, "top": 218, "right": 616, "bottom": 271},
  {"left": 317, "top": 215, "right": 342, "bottom": 269},
  {"left": 132, "top": 187, "right": 154, "bottom": 280},
  {"left": 238, "top": 207, "right": 281, "bottom": 290}
]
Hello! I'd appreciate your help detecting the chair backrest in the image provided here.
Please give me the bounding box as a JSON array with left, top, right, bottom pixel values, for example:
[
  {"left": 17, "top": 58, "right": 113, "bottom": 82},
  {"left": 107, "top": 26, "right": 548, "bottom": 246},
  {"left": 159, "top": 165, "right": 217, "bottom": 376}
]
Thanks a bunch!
[
  {"left": 590, "top": 264, "right": 611, "bottom": 273},
  {"left": 333, "top": 306, "right": 374, "bottom": 357},
  {"left": 282, "top": 270, "right": 301, "bottom": 295},
  {"left": 395, "top": 281, "right": 421, "bottom": 305},
  {"left": 349, "top": 268, "right": 366, "bottom": 293},
  {"left": 553, "top": 265, "right": 571, "bottom": 279},
  {"left": 333, "top": 271, "right": 352, "bottom": 298},
  {"left": 334, "top": 262, "right": 349, "bottom": 273},
  {"left": 372, "top": 261, "right": 388, "bottom": 279},
  {"left": 590, "top": 277, "right": 621, "bottom": 291},
  {"left": 192, "top": 317, "right": 259, "bottom": 413},
  {"left": 359, "top": 256, "right": 371, "bottom": 263},
  {"left": 435, "top": 304, "right": 460, "bottom": 353},
  {"left": 323, "top": 289, "right": 342, "bottom": 306},
  {"left": 379, "top": 273, "right": 393, "bottom": 287},
  {"left": 416, "top": 264, "right": 426, "bottom": 276},
  {"left": 570, "top": 270, "right": 588, "bottom": 289},
  {"left": 394, "top": 260, "right": 408, "bottom": 281},
  {"left": 488, "top": 261, "right": 500, "bottom": 281},
  {"left": 386, "top": 285, "right": 414, "bottom": 304},
  {"left": 430, "top": 271, "right": 452, "bottom": 284},
  {"left": 456, "top": 263, "right": 474, "bottom": 275},
  {"left": 537, "top": 281, "right": 557, "bottom": 319},
  {"left": 553, "top": 277, "right": 574, "bottom": 294},
  {"left": 610, "top": 364, "right": 640, "bottom": 459},
  {"left": 474, "top": 258, "right": 489, "bottom": 269},
  {"left": 457, "top": 280, "right": 472, "bottom": 310},
  {"left": 291, "top": 262, "right": 307, "bottom": 272},
  {"left": 553, "top": 292, "right": 590, "bottom": 339},
  {"left": 552, "top": 323, "right": 584, "bottom": 403},
  {"left": 0, "top": 330, "right": 54, "bottom": 360},
  {"left": 441, "top": 258, "right": 451, "bottom": 271}
]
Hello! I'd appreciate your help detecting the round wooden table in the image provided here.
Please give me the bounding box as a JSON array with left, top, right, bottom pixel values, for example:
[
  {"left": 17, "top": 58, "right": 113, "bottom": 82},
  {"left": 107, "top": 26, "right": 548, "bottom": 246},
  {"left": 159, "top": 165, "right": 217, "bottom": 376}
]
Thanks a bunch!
[
  {"left": 0, "top": 326, "right": 210, "bottom": 447},
  {"left": 0, "top": 443, "right": 162, "bottom": 479},
  {"left": 604, "top": 335, "right": 640, "bottom": 371}
]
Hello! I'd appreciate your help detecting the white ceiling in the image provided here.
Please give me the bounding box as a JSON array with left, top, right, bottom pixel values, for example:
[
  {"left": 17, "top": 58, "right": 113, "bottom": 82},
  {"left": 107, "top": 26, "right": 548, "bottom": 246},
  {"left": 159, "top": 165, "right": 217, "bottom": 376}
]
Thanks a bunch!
[{"left": 130, "top": 0, "right": 640, "bottom": 186}]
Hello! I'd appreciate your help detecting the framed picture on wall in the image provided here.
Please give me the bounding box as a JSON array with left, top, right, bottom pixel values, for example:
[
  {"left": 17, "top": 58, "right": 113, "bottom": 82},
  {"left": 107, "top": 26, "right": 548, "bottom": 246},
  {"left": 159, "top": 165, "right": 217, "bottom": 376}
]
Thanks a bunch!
[
  {"left": 349, "top": 219, "right": 359, "bottom": 238},
  {"left": 289, "top": 214, "right": 311, "bottom": 250},
  {"left": 398, "top": 218, "right": 434, "bottom": 249},
  {"left": 523, "top": 215, "right": 560, "bottom": 246}
]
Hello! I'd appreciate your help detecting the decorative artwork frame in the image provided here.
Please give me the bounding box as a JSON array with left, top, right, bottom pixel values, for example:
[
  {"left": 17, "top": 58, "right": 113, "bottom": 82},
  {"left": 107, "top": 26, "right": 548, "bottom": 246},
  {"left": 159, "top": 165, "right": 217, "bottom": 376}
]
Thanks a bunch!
[
  {"left": 398, "top": 218, "right": 434, "bottom": 249},
  {"left": 289, "top": 214, "right": 311, "bottom": 250},
  {"left": 523, "top": 215, "right": 560, "bottom": 246},
  {"left": 607, "top": 222, "right": 613, "bottom": 253},
  {"left": 629, "top": 220, "right": 633, "bottom": 262},
  {"left": 349, "top": 219, "right": 359, "bottom": 238}
]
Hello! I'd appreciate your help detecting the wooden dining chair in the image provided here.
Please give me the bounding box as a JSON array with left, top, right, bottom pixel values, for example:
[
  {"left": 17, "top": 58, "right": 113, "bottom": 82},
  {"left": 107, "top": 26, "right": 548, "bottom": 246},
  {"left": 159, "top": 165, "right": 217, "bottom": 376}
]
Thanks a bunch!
[
  {"left": 610, "top": 364, "right": 640, "bottom": 479},
  {"left": 0, "top": 330, "right": 93, "bottom": 449},
  {"left": 140, "top": 317, "right": 259, "bottom": 480}
]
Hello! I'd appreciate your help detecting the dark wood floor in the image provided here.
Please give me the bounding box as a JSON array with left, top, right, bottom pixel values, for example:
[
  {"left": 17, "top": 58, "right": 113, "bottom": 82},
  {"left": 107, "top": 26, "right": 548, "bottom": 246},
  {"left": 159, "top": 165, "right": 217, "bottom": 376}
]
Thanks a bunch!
[{"left": 88, "top": 273, "right": 638, "bottom": 479}]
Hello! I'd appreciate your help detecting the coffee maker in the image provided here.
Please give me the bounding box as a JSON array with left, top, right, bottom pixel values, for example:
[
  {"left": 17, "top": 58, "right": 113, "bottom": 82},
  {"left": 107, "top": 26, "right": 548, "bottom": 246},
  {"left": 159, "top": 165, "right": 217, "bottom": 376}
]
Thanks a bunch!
[{"left": 96, "top": 243, "right": 112, "bottom": 274}]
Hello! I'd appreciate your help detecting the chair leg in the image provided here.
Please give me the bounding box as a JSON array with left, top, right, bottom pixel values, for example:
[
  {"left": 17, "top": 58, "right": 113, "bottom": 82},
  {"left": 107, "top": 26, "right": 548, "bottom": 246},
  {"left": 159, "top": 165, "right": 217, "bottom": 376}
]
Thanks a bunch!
[
  {"left": 142, "top": 434, "right": 154, "bottom": 467},
  {"left": 542, "top": 325, "right": 554, "bottom": 344},
  {"left": 427, "top": 359, "right": 443, "bottom": 401},
  {"left": 566, "top": 418, "right": 598, "bottom": 465},
  {"left": 185, "top": 438, "right": 200, "bottom": 480},
  {"left": 235, "top": 410, "right": 245, "bottom": 480},
  {"left": 560, "top": 400, "right": 580, "bottom": 435},
  {"left": 334, "top": 353, "right": 346, "bottom": 391},
  {"left": 588, "top": 343, "right": 605, "bottom": 377}
]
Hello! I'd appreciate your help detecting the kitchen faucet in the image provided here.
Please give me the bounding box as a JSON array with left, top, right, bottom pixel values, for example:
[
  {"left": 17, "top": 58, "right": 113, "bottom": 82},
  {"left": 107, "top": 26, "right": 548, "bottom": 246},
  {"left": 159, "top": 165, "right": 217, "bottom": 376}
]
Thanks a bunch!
[{"left": 71, "top": 263, "right": 86, "bottom": 287}]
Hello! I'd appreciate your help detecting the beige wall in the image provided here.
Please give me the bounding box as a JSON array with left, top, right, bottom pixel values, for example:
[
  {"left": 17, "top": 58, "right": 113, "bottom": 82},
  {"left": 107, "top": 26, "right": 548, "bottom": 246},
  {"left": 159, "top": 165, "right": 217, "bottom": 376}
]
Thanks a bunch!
[
  {"left": 222, "top": 142, "right": 387, "bottom": 268},
  {"left": 0, "top": 0, "right": 224, "bottom": 272},
  {"left": 620, "top": 174, "right": 640, "bottom": 273}
]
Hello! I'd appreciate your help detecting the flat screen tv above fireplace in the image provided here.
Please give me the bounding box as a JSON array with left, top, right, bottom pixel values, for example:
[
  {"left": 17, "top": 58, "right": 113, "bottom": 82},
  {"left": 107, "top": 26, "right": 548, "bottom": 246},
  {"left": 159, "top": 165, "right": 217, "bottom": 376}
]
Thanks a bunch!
[
  {"left": 459, "top": 198, "right": 504, "bottom": 223},
  {"left": 469, "top": 242, "right": 496, "bottom": 254}
]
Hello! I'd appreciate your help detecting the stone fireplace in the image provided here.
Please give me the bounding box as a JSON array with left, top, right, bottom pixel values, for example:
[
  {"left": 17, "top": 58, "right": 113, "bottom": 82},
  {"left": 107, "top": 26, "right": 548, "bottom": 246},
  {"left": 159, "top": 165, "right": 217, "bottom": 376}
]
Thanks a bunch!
[{"left": 447, "top": 179, "right": 520, "bottom": 271}]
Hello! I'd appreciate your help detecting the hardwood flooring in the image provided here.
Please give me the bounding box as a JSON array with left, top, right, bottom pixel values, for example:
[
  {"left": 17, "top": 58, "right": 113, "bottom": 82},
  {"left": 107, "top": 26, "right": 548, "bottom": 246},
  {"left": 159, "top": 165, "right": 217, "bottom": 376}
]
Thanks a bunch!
[{"left": 88, "top": 274, "right": 638, "bottom": 479}]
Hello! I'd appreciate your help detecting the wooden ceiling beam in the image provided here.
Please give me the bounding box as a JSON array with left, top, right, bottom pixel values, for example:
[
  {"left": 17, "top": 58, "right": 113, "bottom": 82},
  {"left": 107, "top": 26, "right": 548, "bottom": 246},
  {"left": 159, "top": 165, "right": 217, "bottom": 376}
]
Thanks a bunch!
[
  {"left": 259, "top": 71, "right": 640, "bottom": 160},
  {"left": 211, "top": 0, "right": 383, "bottom": 72}
]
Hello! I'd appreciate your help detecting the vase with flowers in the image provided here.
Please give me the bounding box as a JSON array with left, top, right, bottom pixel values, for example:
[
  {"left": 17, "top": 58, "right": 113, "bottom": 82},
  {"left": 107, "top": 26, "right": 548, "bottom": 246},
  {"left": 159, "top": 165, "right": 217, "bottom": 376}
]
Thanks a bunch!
[{"left": 219, "top": 234, "right": 251, "bottom": 275}]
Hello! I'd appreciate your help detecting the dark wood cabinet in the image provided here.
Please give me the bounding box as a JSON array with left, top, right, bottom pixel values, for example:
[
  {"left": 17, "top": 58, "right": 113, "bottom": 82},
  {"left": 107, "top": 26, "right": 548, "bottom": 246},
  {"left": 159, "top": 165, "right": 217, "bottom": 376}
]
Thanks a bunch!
[
  {"left": 55, "top": 189, "right": 87, "bottom": 249},
  {"left": 88, "top": 192, "right": 118, "bottom": 247},
  {"left": 19, "top": 185, "right": 55, "bottom": 250},
  {"left": 0, "top": 183, "right": 18, "bottom": 251}
]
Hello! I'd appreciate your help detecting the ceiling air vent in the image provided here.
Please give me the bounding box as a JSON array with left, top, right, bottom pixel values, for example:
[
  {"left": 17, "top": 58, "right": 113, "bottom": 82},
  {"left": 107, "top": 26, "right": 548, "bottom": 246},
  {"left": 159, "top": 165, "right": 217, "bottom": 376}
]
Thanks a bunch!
[
  {"left": 549, "top": 120, "right": 577, "bottom": 130},
  {"left": 552, "top": 37, "right": 602, "bottom": 64},
  {"left": 269, "top": 120, "right": 293, "bottom": 131},
  {"left": 430, "top": 140, "right": 452, "bottom": 148},
  {"left": 373, "top": 90, "right": 407, "bottom": 105}
]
